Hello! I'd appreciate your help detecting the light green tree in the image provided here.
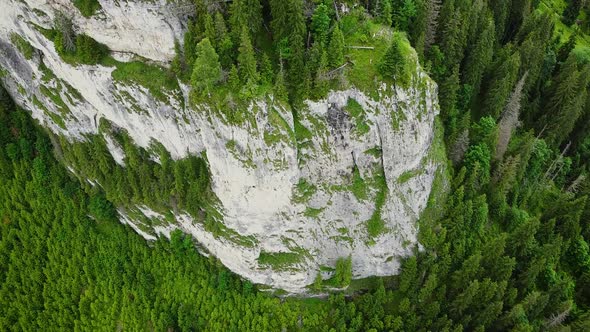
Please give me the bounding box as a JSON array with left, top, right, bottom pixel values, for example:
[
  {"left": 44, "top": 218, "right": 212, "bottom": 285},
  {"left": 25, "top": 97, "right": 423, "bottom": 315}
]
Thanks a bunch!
[
  {"left": 328, "top": 24, "right": 345, "bottom": 68},
  {"left": 191, "top": 38, "right": 221, "bottom": 97}
]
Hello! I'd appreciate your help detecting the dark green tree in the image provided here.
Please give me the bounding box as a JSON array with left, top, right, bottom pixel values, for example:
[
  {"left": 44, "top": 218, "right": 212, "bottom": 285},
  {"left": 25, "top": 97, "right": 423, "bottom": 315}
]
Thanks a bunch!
[{"left": 237, "top": 26, "right": 259, "bottom": 86}]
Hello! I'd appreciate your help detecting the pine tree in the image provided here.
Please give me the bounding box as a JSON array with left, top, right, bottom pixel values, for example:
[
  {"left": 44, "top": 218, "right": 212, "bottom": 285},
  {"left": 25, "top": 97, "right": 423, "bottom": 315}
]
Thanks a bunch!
[
  {"left": 287, "top": 35, "right": 308, "bottom": 103},
  {"left": 237, "top": 26, "right": 259, "bottom": 85},
  {"left": 506, "top": 0, "right": 532, "bottom": 41},
  {"left": 214, "top": 12, "right": 228, "bottom": 44},
  {"left": 439, "top": 6, "right": 468, "bottom": 70},
  {"left": 328, "top": 24, "right": 345, "bottom": 68},
  {"left": 269, "top": 0, "right": 306, "bottom": 46},
  {"left": 563, "top": 0, "right": 584, "bottom": 25},
  {"left": 213, "top": 13, "right": 233, "bottom": 69},
  {"left": 394, "top": 0, "right": 418, "bottom": 31},
  {"left": 379, "top": 33, "right": 411, "bottom": 86},
  {"left": 191, "top": 38, "right": 221, "bottom": 97}
]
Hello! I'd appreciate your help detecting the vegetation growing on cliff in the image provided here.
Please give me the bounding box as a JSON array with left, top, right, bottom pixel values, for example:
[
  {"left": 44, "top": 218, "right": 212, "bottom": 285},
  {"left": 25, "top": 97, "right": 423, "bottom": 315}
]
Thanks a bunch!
[{"left": 3, "top": 0, "right": 590, "bottom": 331}]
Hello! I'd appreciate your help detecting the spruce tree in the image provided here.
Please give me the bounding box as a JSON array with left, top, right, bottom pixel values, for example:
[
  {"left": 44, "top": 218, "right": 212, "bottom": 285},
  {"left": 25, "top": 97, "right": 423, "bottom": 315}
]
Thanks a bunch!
[
  {"left": 229, "top": 0, "right": 263, "bottom": 40},
  {"left": 228, "top": 65, "right": 241, "bottom": 92},
  {"left": 274, "top": 66, "right": 288, "bottom": 101},
  {"left": 259, "top": 53, "right": 274, "bottom": 86},
  {"left": 379, "top": 33, "right": 410, "bottom": 86},
  {"left": 462, "top": 15, "right": 495, "bottom": 96},
  {"left": 237, "top": 26, "right": 259, "bottom": 85},
  {"left": 328, "top": 24, "right": 345, "bottom": 68},
  {"left": 313, "top": 49, "right": 330, "bottom": 99},
  {"left": 191, "top": 38, "right": 221, "bottom": 97},
  {"left": 543, "top": 56, "right": 590, "bottom": 146},
  {"left": 204, "top": 13, "right": 216, "bottom": 48},
  {"left": 491, "top": 0, "right": 510, "bottom": 42},
  {"left": 557, "top": 32, "right": 577, "bottom": 65},
  {"left": 269, "top": 0, "right": 290, "bottom": 42},
  {"left": 482, "top": 51, "right": 521, "bottom": 118},
  {"left": 311, "top": 3, "right": 331, "bottom": 45},
  {"left": 380, "top": 0, "right": 393, "bottom": 26}
]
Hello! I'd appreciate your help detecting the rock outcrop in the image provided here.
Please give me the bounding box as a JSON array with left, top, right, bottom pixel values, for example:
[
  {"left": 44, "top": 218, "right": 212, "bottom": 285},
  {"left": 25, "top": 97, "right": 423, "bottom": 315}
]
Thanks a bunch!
[{"left": 0, "top": 0, "right": 443, "bottom": 292}]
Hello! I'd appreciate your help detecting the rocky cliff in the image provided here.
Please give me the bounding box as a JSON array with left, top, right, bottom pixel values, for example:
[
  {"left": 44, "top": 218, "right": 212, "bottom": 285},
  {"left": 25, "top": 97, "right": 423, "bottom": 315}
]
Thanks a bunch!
[{"left": 0, "top": 0, "right": 443, "bottom": 292}]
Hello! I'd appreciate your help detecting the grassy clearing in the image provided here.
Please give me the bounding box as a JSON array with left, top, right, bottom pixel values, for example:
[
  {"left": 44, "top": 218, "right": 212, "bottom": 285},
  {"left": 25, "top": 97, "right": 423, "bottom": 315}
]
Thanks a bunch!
[
  {"left": 111, "top": 60, "right": 181, "bottom": 103},
  {"left": 341, "top": 16, "right": 390, "bottom": 96},
  {"left": 538, "top": 0, "right": 590, "bottom": 58}
]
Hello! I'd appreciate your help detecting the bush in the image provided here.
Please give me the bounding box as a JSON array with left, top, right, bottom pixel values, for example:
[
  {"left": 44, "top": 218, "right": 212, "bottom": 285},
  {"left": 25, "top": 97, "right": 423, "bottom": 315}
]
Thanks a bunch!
[
  {"left": 334, "top": 256, "right": 353, "bottom": 287},
  {"left": 75, "top": 34, "right": 109, "bottom": 64},
  {"left": 72, "top": 0, "right": 101, "bottom": 17},
  {"left": 10, "top": 33, "right": 34, "bottom": 60}
]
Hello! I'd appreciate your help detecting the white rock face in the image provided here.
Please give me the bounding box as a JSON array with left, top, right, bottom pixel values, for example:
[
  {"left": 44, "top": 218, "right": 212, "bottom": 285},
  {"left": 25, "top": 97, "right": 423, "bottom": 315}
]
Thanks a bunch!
[{"left": 0, "top": 0, "right": 442, "bottom": 292}]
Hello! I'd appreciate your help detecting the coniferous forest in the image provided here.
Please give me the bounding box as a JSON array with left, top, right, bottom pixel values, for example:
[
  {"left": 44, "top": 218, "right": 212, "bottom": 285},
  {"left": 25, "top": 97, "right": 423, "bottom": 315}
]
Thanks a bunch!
[{"left": 3, "top": 0, "right": 590, "bottom": 331}]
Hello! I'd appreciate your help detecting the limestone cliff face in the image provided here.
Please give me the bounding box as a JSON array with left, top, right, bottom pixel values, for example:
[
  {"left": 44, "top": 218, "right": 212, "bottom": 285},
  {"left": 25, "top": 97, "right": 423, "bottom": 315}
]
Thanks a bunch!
[{"left": 0, "top": 0, "right": 442, "bottom": 292}]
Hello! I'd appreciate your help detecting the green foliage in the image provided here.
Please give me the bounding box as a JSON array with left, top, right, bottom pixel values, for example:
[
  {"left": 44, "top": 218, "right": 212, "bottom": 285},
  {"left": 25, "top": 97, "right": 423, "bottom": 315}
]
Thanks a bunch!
[
  {"left": 334, "top": 256, "right": 353, "bottom": 287},
  {"left": 72, "top": 0, "right": 101, "bottom": 17},
  {"left": 311, "top": 3, "right": 331, "bottom": 44},
  {"left": 53, "top": 28, "right": 109, "bottom": 65},
  {"left": 328, "top": 24, "right": 345, "bottom": 68},
  {"left": 10, "top": 33, "right": 34, "bottom": 60},
  {"left": 379, "top": 32, "right": 413, "bottom": 87},
  {"left": 257, "top": 251, "right": 302, "bottom": 270},
  {"left": 111, "top": 61, "right": 179, "bottom": 102},
  {"left": 345, "top": 98, "right": 370, "bottom": 135},
  {"left": 74, "top": 34, "right": 109, "bottom": 64},
  {"left": 229, "top": 0, "right": 263, "bottom": 40},
  {"left": 237, "top": 26, "right": 259, "bottom": 91},
  {"left": 292, "top": 178, "right": 317, "bottom": 203},
  {"left": 351, "top": 166, "right": 368, "bottom": 200},
  {"left": 393, "top": 0, "right": 418, "bottom": 31},
  {"left": 6, "top": 2, "right": 590, "bottom": 331},
  {"left": 191, "top": 38, "right": 221, "bottom": 97}
]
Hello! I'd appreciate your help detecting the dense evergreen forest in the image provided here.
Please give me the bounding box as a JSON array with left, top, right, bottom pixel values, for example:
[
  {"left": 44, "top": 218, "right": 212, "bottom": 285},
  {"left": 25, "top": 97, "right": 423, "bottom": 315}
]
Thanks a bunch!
[{"left": 3, "top": 0, "right": 590, "bottom": 330}]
